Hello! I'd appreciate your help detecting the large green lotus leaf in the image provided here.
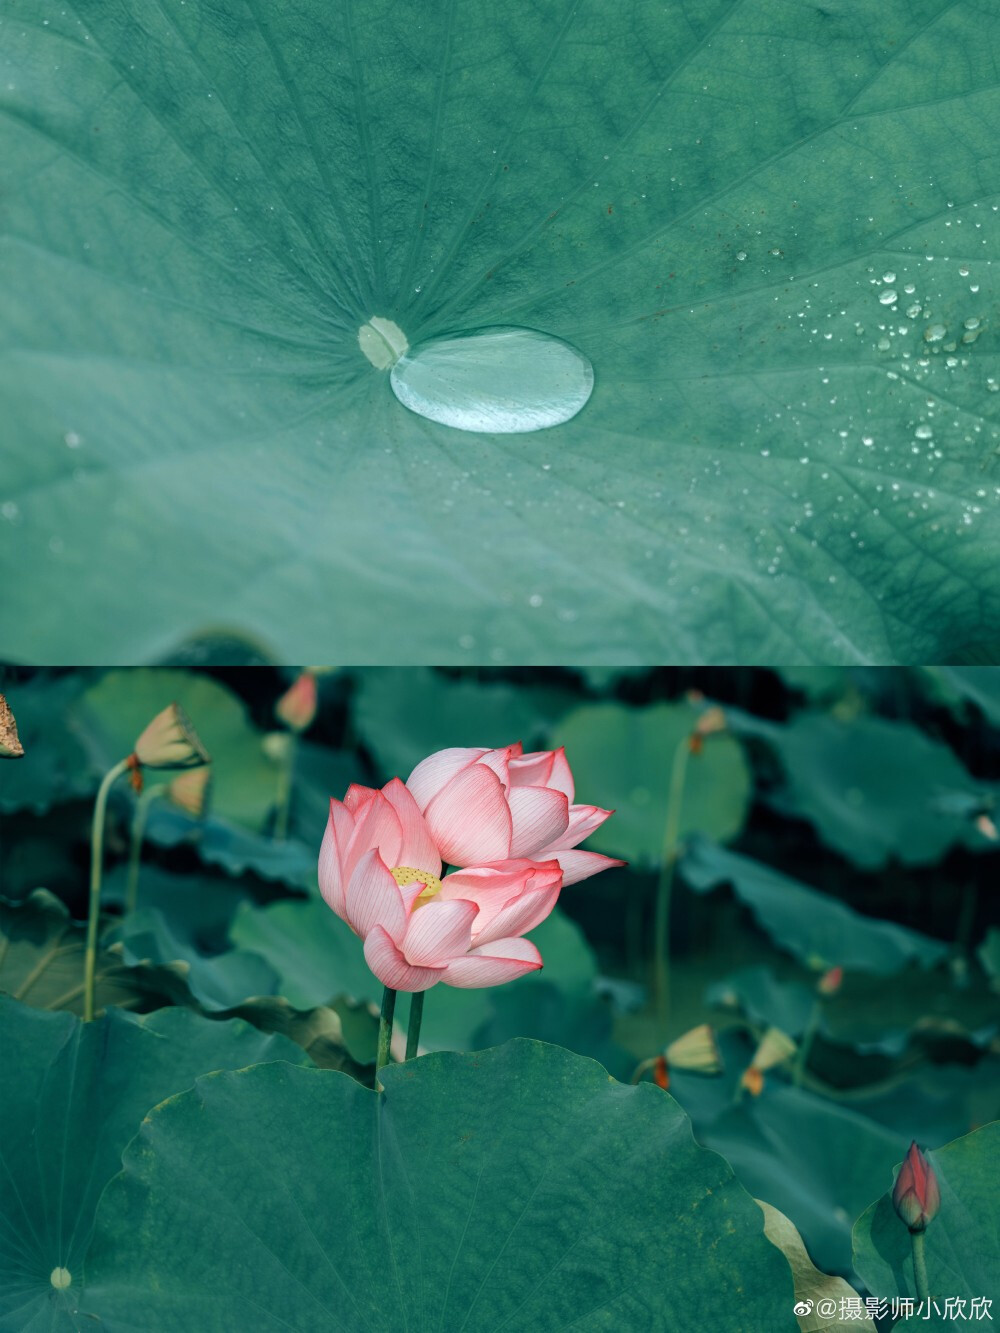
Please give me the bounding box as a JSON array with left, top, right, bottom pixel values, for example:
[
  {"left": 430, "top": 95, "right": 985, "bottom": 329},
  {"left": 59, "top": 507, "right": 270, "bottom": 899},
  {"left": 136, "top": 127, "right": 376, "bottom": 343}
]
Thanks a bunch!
[
  {"left": 0, "top": 675, "right": 92, "bottom": 814},
  {"left": 551, "top": 701, "right": 751, "bottom": 865},
  {"left": 83, "top": 1041, "right": 795, "bottom": 1330},
  {"left": 70, "top": 669, "right": 275, "bottom": 829},
  {"left": 352, "top": 667, "right": 575, "bottom": 782},
  {"left": 683, "top": 839, "right": 949, "bottom": 973},
  {"left": 761, "top": 713, "right": 995, "bottom": 869},
  {"left": 4, "top": 1, "right": 1000, "bottom": 664},
  {"left": 853, "top": 1123, "right": 1000, "bottom": 1321},
  {"left": 0, "top": 997, "right": 310, "bottom": 1332}
]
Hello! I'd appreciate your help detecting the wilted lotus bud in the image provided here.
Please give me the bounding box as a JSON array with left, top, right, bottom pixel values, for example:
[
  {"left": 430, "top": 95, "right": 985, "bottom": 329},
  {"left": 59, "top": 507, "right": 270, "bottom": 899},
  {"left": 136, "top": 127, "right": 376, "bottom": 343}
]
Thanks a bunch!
[
  {"left": 133, "top": 703, "right": 210, "bottom": 771},
  {"left": 817, "top": 965, "right": 843, "bottom": 996},
  {"left": 892, "top": 1142, "right": 941, "bottom": 1233},
  {"left": 0, "top": 693, "right": 24, "bottom": 759},
  {"left": 666, "top": 1024, "right": 723, "bottom": 1075},
  {"left": 741, "top": 1026, "right": 797, "bottom": 1095},
  {"left": 275, "top": 670, "right": 317, "bottom": 733},
  {"left": 167, "top": 764, "right": 211, "bottom": 817}
]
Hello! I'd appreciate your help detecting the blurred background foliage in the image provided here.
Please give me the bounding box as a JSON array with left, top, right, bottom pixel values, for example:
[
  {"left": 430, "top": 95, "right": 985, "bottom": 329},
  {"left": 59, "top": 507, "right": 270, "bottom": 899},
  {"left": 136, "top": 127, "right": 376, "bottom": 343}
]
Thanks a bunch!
[{"left": 1, "top": 662, "right": 998, "bottom": 1288}]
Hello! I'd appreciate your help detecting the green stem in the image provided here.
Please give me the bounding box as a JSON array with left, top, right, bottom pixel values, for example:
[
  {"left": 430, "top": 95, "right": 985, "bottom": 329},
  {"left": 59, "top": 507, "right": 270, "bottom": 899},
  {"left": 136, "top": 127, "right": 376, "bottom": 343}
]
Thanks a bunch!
[
  {"left": 405, "top": 991, "right": 425, "bottom": 1061},
  {"left": 791, "top": 999, "right": 822, "bottom": 1087},
  {"left": 273, "top": 734, "right": 296, "bottom": 842},
  {"left": 124, "top": 786, "right": 162, "bottom": 917},
  {"left": 911, "top": 1229, "right": 930, "bottom": 1304},
  {"left": 375, "top": 986, "right": 397, "bottom": 1086},
  {"left": 84, "top": 757, "right": 130, "bottom": 1022},
  {"left": 653, "top": 735, "right": 693, "bottom": 1027}
]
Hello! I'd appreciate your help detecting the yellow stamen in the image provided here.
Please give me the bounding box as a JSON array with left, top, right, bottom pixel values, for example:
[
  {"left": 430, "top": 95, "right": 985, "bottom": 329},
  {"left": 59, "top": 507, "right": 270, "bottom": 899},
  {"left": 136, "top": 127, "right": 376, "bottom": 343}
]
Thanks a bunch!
[{"left": 391, "top": 865, "right": 443, "bottom": 908}]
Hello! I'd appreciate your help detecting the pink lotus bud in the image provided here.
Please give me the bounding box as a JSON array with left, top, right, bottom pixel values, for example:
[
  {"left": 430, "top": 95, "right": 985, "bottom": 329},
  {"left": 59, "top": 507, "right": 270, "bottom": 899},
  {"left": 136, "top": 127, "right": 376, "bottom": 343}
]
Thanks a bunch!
[
  {"left": 817, "top": 965, "right": 843, "bottom": 996},
  {"left": 275, "top": 671, "right": 317, "bottom": 733},
  {"left": 133, "top": 703, "right": 210, "bottom": 771},
  {"left": 0, "top": 693, "right": 24, "bottom": 759},
  {"left": 892, "top": 1142, "right": 940, "bottom": 1232},
  {"left": 167, "top": 765, "right": 211, "bottom": 817}
]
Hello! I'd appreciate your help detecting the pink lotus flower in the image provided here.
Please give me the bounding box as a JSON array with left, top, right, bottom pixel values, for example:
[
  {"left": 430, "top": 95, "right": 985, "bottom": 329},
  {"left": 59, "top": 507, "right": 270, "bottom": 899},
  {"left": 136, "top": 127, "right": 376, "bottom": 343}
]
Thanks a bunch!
[
  {"left": 406, "top": 743, "right": 624, "bottom": 883},
  {"left": 318, "top": 778, "right": 564, "bottom": 991}
]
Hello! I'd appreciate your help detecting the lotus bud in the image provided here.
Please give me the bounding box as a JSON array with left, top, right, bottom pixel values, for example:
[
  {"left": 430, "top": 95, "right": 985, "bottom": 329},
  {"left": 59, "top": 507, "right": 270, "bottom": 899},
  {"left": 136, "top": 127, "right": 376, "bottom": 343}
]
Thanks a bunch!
[
  {"left": 665, "top": 1024, "right": 723, "bottom": 1075},
  {"left": 275, "top": 670, "right": 317, "bottom": 733},
  {"left": 0, "top": 693, "right": 24, "bottom": 758},
  {"left": 817, "top": 965, "right": 843, "bottom": 996},
  {"left": 133, "top": 703, "right": 210, "bottom": 771},
  {"left": 262, "top": 730, "right": 293, "bottom": 763},
  {"left": 892, "top": 1142, "right": 941, "bottom": 1233},
  {"left": 975, "top": 812, "right": 998, "bottom": 841},
  {"left": 167, "top": 764, "right": 211, "bottom": 817}
]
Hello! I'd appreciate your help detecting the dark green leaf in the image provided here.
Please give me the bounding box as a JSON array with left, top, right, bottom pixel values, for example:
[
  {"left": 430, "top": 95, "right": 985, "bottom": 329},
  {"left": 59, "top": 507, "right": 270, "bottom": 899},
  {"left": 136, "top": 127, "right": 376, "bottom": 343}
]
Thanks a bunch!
[{"left": 84, "top": 1041, "right": 795, "bottom": 1330}]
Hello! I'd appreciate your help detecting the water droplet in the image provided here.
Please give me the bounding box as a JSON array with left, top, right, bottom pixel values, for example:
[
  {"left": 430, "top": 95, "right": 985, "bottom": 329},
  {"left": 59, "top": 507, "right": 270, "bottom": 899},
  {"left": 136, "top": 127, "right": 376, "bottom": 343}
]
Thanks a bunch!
[
  {"left": 964, "top": 317, "right": 981, "bottom": 331},
  {"left": 357, "top": 316, "right": 409, "bottom": 370},
  {"left": 50, "top": 1268, "right": 71, "bottom": 1290},
  {"left": 879, "top": 290, "right": 897, "bottom": 305},
  {"left": 64, "top": 431, "right": 82, "bottom": 448},
  {"left": 882, "top": 271, "right": 896, "bottom": 283},
  {"left": 915, "top": 424, "right": 933, "bottom": 439},
  {"left": 736, "top": 250, "right": 747, "bottom": 261},
  {"left": 389, "top": 326, "right": 594, "bottom": 434},
  {"left": 905, "top": 303, "right": 922, "bottom": 319},
  {"left": 924, "top": 324, "right": 947, "bottom": 344}
]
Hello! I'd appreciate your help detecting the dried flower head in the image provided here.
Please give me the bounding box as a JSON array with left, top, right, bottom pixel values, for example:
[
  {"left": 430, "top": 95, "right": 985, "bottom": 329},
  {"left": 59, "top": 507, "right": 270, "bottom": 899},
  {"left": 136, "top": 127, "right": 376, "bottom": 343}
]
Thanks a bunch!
[
  {"left": 665, "top": 1024, "right": 723, "bottom": 1075},
  {"left": 133, "top": 703, "right": 210, "bottom": 771},
  {"left": 167, "top": 764, "right": 212, "bottom": 817},
  {"left": 0, "top": 693, "right": 24, "bottom": 759}
]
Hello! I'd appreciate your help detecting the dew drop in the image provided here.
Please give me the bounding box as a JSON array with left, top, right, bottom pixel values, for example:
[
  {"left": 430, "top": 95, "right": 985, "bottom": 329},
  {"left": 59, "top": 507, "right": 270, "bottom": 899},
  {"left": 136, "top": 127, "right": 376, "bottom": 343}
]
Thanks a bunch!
[
  {"left": 879, "top": 289, "right": 897, "bottom": 305},
  {"left": 924, "top": 324, "right": 947, "bottom": 344},
  {"left": 358, "top": 317, "right": 409, "bottom": 370},
  {"left": 389, "top": 326, "right": 594, "bottom": 434},
  {"left": 50, "top": 1268, "right": 71, "bottom": 1290},
  {"left": 882, "top": 271, "right": 896, "bottom": 283},
  {"left": 915, "top": 423, "right": 933, "bottom": 440}
]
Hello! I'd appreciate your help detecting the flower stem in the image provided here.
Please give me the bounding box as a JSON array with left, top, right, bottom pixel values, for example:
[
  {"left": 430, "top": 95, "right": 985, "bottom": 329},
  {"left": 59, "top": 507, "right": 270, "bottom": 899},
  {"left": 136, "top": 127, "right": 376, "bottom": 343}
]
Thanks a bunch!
[
  {"left": 911, "top": 1228, "right": 930, "bottom": 1304},
  {"left": 792, "top": 999, "right": 822, "bottom": 1087},
  {"left": 124, "top": 786, "right": 161, "bottom": 917},
  {"left": 273, "top": 734, "right": 296, "bottom": 842},
  {"left": 84, "top": 757, "right": 131, "bottom": 1022},
  {"left": 375, "top": 986, "right": 397, "bottom": 1086},
  {"left": 405, "top": 991, "right": 425, "bottom": 1061},
  {"left": 653, "top": 735, "right": 693, "bottom": 1027}
]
